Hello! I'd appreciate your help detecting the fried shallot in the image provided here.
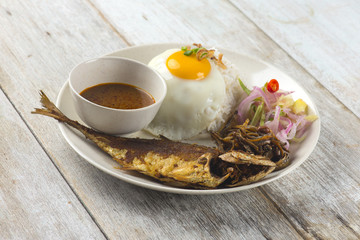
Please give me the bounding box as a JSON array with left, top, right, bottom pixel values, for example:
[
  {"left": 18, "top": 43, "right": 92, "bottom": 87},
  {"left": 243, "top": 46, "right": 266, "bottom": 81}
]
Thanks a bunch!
[{"left": 211, "top": 112, "right": 290, "bottom": 170}]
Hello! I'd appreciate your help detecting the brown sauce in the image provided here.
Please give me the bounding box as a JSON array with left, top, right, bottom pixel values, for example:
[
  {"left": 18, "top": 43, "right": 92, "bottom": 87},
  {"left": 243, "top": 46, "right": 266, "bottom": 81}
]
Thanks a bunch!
[{"left": 80, "top": 82, "right": 155, "bottom": 109}]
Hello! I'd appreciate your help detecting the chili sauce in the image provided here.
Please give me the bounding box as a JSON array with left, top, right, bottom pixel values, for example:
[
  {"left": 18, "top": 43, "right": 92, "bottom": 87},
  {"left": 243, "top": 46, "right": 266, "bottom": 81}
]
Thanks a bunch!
[{"left": 80, "top": 82, "right": 155, "bottom": 109}]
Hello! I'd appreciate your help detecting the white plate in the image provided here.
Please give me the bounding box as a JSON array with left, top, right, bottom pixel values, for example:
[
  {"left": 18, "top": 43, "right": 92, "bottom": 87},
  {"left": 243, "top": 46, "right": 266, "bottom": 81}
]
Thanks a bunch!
[{"left": 56, "top": 43, "right": 321, "bottom": 195}]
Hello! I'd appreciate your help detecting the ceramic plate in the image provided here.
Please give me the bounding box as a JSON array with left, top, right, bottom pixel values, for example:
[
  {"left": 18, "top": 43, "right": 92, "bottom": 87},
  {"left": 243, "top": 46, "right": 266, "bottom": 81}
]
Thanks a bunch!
[{"left": 56, "top": 43, "right": 321, "bottom": 195}]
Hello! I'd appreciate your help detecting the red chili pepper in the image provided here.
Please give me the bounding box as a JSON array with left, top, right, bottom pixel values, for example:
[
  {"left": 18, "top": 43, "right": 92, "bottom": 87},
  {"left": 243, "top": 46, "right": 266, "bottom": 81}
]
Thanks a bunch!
[{"left": 267, "top": 79, "right": 279, "bottom": 93}]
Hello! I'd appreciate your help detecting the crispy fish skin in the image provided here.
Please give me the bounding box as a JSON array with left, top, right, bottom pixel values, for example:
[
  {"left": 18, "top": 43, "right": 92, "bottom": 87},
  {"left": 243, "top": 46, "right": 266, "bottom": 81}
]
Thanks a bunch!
[
  {"left": 99, "top": 135, "right": 230, "bottom": 188},
  {"left": 32, "top": 91, "right": 230, "bottom": 188}
]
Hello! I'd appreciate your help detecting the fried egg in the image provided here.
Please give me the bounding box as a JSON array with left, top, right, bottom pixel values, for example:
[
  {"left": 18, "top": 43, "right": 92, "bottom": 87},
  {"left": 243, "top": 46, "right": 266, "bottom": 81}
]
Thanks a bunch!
[{"left": 145, "top": 48, "right": 241, "bottom": 140}]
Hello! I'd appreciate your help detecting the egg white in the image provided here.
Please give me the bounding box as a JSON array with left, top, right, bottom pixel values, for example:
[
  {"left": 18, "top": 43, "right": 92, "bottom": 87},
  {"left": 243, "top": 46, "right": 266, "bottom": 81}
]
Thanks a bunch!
[{"left": 145, "top": 49, "right": 226, "bottom": 140}]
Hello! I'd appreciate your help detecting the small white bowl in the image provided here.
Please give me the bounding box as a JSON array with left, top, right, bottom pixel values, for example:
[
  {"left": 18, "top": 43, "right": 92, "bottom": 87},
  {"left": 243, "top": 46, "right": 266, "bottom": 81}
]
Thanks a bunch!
[{"left": 69, "top": 56, "right": 167, "bottom": 135}]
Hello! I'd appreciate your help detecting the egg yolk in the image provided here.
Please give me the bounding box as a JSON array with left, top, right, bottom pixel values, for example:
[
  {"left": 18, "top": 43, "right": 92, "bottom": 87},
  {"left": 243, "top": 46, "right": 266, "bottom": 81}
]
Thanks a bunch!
[{"left": 166, "top": 51, "right": 211, "bottom": 80}]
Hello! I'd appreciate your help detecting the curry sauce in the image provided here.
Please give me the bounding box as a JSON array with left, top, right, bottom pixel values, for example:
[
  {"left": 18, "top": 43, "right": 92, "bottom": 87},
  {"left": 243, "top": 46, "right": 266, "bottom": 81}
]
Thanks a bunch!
[{"left": 80, "top": 82, "right": 155, "bottom": 109}]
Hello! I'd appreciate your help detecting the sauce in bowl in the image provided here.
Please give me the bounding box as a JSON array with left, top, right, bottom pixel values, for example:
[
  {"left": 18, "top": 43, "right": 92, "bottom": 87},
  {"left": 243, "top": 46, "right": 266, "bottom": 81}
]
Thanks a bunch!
[{"left": 80, "top": 82, "right": 155, "bottom": 109}]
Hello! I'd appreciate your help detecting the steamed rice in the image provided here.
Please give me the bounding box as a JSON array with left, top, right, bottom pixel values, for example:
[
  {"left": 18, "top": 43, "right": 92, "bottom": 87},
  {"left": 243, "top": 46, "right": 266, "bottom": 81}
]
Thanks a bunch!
[{"left": 207, "top": 52, "right": 242, "bottom": 132}]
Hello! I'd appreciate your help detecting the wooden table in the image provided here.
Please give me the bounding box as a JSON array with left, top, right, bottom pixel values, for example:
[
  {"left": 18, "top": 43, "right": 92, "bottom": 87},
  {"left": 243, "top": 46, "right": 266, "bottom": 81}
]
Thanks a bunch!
[{"left": 1, "top": 1, "right": 359, "bottom": 239}]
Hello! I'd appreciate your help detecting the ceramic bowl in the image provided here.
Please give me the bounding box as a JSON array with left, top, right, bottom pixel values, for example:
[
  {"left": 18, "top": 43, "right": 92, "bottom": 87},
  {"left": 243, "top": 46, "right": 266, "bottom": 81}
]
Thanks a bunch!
[{"left": 69, "top": 56, "right": 167, "bottom": 135}]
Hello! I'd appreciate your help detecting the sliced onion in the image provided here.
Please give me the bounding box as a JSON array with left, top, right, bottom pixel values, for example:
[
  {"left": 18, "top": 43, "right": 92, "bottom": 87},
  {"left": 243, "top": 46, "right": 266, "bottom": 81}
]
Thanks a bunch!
[
  {"left": 237, "top": 81, "right": 315, "bottom": 149},
  {"left": 264, "top": 106, "right": 281, "bottom": 133},
  {"left": 237, "top": 90, "right": 263, "bottom": 123}
]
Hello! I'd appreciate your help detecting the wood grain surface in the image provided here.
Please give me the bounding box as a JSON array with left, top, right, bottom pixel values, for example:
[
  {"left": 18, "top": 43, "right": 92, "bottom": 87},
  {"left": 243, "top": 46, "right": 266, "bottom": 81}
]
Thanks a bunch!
[
  {"left": 0, "top": 86, "right": 105, "bottom": 239},
  {"left": 1, "top": 0, "right": 359, "bottom": 239}
]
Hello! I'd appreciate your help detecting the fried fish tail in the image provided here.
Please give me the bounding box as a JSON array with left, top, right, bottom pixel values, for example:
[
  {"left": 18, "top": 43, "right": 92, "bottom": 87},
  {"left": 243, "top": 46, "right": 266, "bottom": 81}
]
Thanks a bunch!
[
  {"left": 32, "top": 90, "right": 92, "bottom": 136},
  {"left": 32, "top": 91, "right": 231, "bottom": 188}
]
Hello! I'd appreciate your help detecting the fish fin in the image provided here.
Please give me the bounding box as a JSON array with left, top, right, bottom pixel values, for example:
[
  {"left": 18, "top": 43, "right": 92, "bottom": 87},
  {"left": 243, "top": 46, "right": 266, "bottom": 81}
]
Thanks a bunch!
[
  {"left": 32, "top": 91, "right": 91, "bottom": 134},
  {"left": 31, "top": 90, "right": 68, "bottom": 122}
]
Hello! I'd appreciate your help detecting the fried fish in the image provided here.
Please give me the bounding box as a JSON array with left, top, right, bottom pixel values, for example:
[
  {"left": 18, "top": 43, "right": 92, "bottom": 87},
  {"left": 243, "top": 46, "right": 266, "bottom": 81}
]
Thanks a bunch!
[{"left": 32, "top": 91, "right": 276, "bottom": 189}]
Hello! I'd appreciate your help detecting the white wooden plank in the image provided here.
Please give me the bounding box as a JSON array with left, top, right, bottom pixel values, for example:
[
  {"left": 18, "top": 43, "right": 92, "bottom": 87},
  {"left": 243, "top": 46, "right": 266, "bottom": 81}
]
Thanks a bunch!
[
  {"left": 230, "top": 0, "right": 360, "bottom": 118},
  {"left": 0, "top": 89, "right": 105, "bottom": 239}
]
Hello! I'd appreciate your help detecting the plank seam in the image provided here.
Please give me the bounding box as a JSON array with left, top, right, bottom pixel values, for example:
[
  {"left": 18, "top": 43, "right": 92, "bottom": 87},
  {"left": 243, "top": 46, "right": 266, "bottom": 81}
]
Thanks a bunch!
[
  {"left": 86, "top": 0, "right": 132, "bottom": 47},
  {"left": 259, "top": 187, "right": 322, "bottom": 240},
  {"left": 224, "top": 194, "right": 274, "bottom": 240},
  {"left": 0, "top": 86, "right": 109, "bottom": 240},
  {"left": 334, "top": 212, "right": 360, "bottom": 238}
]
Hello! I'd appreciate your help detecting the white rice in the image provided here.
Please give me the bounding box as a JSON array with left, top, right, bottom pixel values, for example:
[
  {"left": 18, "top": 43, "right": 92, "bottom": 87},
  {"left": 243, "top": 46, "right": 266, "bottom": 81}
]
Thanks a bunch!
[{"left": 207, "top": 51, "right": 242, "bottom": 132}]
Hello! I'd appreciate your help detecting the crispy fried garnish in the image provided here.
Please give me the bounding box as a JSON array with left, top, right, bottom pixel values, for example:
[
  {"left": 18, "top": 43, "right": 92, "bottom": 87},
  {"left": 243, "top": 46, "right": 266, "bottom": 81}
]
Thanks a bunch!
[
  {"left": 181, "top": 43, "right": 227, "bottom": 69},
  {"left": 212, "top": 115, "right": 290, "bottom": 170},
  {"left": 213, "top": 53, "right": 226, "bottom": 69}
]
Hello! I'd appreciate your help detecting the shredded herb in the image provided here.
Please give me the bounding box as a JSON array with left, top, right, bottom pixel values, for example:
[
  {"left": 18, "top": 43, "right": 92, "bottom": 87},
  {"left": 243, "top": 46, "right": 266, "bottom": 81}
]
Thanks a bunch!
[
  {"left": 183, "top": 50, "right": 193, "bottom": 56},
  {"left": 180, "top": 43, "right": 227, "bottom": 69},
  {"left": 192, "top": 48, "right": 200, "bottom": 53},
  {"left": 250, "top": 103, "right": 264, "bottom": 126},
  {"left": 182, "top": 47, "right": 201, "bottom": 56},
  {"left": 238, "top": 78, "right": 251, "bottom": 95}
]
